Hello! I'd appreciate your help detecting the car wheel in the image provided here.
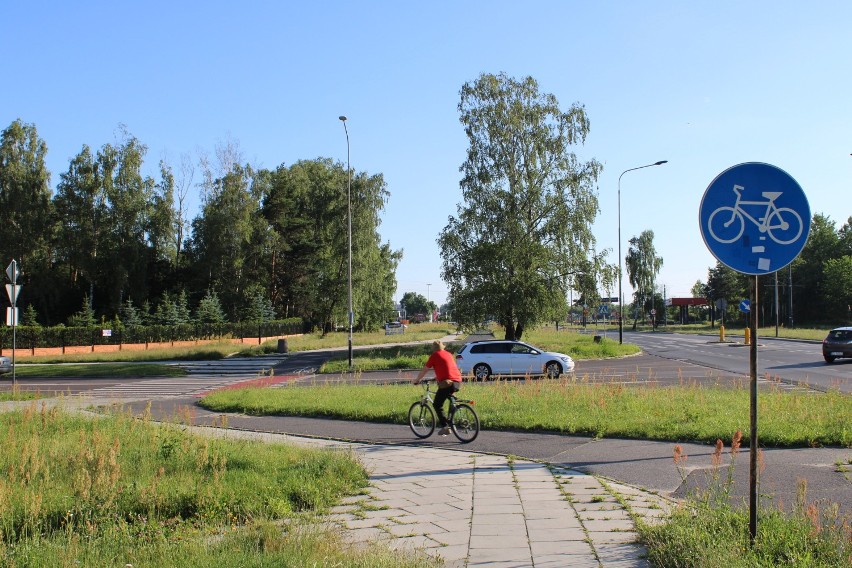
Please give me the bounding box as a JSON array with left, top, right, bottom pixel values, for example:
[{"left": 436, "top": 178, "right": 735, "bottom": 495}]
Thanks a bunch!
[
  {"left": 473, "top": 363, "right": 492, "bottom": 381},
  {"left": 824, "top": 355, "right": 836, "bottom": 363},
  {"left": 545, "top": 361, "right": 562, "bottom": 379}
]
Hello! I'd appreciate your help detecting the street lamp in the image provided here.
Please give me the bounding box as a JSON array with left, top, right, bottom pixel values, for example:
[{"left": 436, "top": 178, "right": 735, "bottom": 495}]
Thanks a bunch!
[
  {"left": 618, "top": 160, "right": 667, "bottom": 344},
  {"left": 339, "top": 116, "right": 353, "bottom": 368},
  {"left": 427, "top": 283, "right": 432, "bottom": 322}
]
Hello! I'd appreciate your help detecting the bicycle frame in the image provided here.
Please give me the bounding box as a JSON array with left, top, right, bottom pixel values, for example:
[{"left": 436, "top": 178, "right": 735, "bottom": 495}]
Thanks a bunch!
[
  {"left": 420, "top": 380, "right": 474, "bottom": 409},
  {"left": 727, "top": 185, "right": 784, "bottom": 232}
]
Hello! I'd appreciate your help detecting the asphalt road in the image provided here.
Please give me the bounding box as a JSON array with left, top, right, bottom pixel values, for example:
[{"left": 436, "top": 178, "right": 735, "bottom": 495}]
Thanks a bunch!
[{"left": 622, "top": 330, "right": 852, "bottom": 393}]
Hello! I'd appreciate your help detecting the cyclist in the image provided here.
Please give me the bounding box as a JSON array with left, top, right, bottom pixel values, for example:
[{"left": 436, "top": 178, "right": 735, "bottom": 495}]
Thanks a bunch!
[{"left": 413, "top": 340, "right": 462, "bottom": 436}]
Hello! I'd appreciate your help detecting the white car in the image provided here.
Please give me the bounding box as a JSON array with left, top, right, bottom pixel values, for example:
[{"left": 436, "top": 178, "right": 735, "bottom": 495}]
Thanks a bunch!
[{"left": 454, "top": 340, "right": 575, "bottom": 380}]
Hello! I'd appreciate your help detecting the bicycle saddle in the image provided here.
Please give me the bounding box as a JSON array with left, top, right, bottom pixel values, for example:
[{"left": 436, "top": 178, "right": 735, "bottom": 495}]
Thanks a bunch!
[{"left": 761, "top": 191, "right": 782, "bottom": 200}]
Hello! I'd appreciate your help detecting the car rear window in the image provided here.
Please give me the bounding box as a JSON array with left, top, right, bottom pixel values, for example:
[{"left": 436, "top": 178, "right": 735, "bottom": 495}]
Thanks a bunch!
[{"left": 828, "top": 330, "right": 852, "bottom": 341}]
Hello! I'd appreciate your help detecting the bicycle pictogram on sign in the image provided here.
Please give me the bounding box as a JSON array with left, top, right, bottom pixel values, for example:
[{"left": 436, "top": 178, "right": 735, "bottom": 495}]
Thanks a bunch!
[
  {"left": 706, "top": 184, "right": 804, "bottom": 245},
  {"left": 699, "top": 163, "right": 810, "bottom": 276}
]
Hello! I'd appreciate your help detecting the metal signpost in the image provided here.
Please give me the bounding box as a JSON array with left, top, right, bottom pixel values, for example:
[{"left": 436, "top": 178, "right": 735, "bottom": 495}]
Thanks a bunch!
[
  {"left": 699, "top": 163, "right": 810, "bottom": 543},
  {"left": 5, "top": 260, "right": 20, "bottom": 386}
]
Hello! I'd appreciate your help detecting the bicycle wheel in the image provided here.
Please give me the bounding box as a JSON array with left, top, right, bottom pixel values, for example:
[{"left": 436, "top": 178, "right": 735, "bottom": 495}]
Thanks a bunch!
[
  {"left": 707, "top": 206, "right": 744, "bottom": 244},
  {"left": 408, "top": 401, "right": 436, "bottom": 438},
  {"left": 450, "top": 403, "right": 480, "bottom": 443},
  {"left": 766, "top": 207, "right": 803, "bottom": 245}
]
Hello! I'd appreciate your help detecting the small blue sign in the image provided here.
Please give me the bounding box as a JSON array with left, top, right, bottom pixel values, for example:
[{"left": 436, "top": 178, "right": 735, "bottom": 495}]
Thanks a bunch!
[
  {"left": 699, "top": 163, "right": 810, "bottom": 275},
  {"left": 739, "top": 299, "right": 750, "bottom": 313}
]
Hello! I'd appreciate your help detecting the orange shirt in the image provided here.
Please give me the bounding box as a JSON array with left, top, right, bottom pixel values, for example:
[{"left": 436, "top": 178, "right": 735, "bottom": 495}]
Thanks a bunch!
[{"left": 426, "top": 349, "right": 462, "bottom": 382}]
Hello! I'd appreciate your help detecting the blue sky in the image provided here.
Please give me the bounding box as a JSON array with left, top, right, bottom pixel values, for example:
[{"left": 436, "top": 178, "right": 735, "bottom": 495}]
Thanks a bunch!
[{"left": 3, "top": 1, "right": 850, "bottom": 308}]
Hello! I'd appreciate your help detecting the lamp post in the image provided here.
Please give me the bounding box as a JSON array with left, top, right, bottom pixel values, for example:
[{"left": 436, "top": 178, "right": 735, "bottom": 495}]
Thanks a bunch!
[
  {"left": 427, "top": 283, "right": 432, "bottom": 322},
  {"left": 618, "top": 160, "right": 667, "bottom": 344},
  {"left": 339, "top": 116, "right": 353, "bottom": 368}
]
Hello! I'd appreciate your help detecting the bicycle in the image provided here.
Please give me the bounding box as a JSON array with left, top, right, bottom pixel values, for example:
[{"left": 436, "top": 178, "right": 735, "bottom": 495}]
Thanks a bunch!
[
  {"left": 707, "top": 184, "right": 803, "bottom": 245},
  {"left": 408, "top": 379, "right": 480, "bottom": 443}
]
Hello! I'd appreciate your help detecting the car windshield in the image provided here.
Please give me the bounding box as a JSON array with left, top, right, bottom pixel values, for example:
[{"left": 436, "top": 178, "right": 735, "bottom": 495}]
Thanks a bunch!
[{"left": 828, "top": 330, "right": 852, "bottom": 341}]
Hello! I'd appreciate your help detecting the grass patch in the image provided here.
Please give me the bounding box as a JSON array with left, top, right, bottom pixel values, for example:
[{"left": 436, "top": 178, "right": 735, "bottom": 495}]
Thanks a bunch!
[
  {"left": 0, "top": 403, "right": 433, "bottom": 566},
  {"left": 642, "top": 450, "right": 851, "bottom": 567},
  {"left": 652, "top": 323, "right": 832, "bottom": 341},
  {"left": 13, "top": 363, "right": 187, "bottom": 378},
  {"left": 319, "top": 330, "right": 641, "bottom": 373},
  {"left": 0, "top": 387, "right": 41, "bottom": 402},
  {"left": 321, "top": 343, "right": 442, "bottom": 373},
  {"left": 520, "top": 329, "right": 641, "bottom": 359},
  {"left": 284, "top": 323, "right": 454, "bottom": 352},
  {"left": 199, "top": 379, "right": 852, "bottom": 447}
]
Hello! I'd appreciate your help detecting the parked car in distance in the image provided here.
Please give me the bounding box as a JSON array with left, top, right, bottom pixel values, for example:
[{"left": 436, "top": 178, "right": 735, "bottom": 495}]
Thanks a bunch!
[
  {"left": 823, "top": 327, "right": 852, "bottom": 363},
  {"left": 455, "top": 340, "right": 575, "bottom": 380},
  {"left": 0, "top": 355, "right": 11, "bottom": 374}
]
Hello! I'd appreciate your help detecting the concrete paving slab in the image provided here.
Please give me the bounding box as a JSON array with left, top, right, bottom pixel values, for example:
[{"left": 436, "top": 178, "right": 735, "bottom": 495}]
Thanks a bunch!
[{"left": 133, "top": 416, "right": 674, "bottom": 566}]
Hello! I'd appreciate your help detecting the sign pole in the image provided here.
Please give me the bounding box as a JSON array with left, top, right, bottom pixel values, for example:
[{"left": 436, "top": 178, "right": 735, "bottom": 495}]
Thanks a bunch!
[
  {"left": 699, "top": 162, "right": 810, "bottom": 550},
  {"left": 749, "top": 275, "right": 759, "bottom": 543},
  {"left": 11, "top": 288, "right": 15, "bottom": 388},
  {"left": 5, "top": 260, "right": 19, "bottom": 388}
]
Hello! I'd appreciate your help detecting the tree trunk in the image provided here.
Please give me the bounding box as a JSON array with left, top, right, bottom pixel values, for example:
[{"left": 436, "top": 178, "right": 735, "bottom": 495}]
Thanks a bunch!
[
  {"left": 503, "top": 319, "right": 515, "bottom": 341},
  {"left": 514, "top": 322, "right": 524, "bottom": 341}
]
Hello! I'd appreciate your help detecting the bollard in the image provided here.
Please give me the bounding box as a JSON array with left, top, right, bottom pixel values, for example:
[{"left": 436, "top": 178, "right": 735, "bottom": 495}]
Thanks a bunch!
[
  {"left": 277, "top": 338, "right": 288, "bottom": 354},
  {"left": 744, "top": 327, "right": 750, "bottom": 345},
  {"left": 720, "top": 325, "right": 725, "bottom": 342}
]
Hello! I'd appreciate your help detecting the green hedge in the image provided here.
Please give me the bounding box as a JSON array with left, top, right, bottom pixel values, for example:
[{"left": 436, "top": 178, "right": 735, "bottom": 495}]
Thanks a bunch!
[{"left": 0, "top": 319, "right": 306, "bottom": 350}]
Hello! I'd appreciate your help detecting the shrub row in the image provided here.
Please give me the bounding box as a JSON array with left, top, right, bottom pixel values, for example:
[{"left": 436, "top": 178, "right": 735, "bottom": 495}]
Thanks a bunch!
[{"left": 0, "top": 318, "right": 306, "bottom": 350}]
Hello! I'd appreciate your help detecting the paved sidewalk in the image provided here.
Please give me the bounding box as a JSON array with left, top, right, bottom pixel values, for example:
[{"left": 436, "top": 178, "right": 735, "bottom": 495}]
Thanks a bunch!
[{"left": 192, "top": 427, "right": 673, "bottom": 567}]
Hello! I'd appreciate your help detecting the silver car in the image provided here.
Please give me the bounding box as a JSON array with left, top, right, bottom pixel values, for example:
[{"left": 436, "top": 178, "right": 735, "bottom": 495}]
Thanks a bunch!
[
  {"left": 455, "top": 340, "right": 575, "bottom": 380},
  {"left": 0, "top": 356, "right": 11, "bottom": 374}
]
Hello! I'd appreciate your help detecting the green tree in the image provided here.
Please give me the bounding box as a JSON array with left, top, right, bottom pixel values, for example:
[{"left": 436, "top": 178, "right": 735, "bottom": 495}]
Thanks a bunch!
[
  {"left": 54, "top": 129, "right": 161, "bottom": 319},
  {"left": 100, "top": 130, "right": 158, "bottom": 313},
  {"left": 705, "top": 261, "right": 746, "bottom": 326},
  {"left": 400, "top": 292, "right": 435, "bottom": 320},
  {"left": 821, "top": 256, "right": 852, "bottom": 324},
  {"left": 21, "top": 304, "right": 40, "bottom": 327},
  {"left": 0, "top": 119, "right": 54, "bottom": 268},
  {"left": 440, "top": 73, "right": 602, "bottom": 340},
  {"left": 187, "top": 163, "right": 263, "bottom": 320},
  {"left": 626, "top": 230, "right": 663, "bottom": 329},
  {"left": 245, "top": 286, "right": 276, "bottom": 323},
  {"left": 195, "top": 289, "right": 226, "bottom": 324},
  {"left": 839, "top": 217, "right": 852, "bottom": 257},
  {"left": 792, "top": 214, "right": 839, "bottom": 323},
  {"left": 54, "top": 145, "right": 107, "bottom": 318},
  {"left": 174, "top": 290, "right": 192, "bottom": 324},
  {"left": 0, "top": 120, "right": 56, "bottom": 322},
  {"left": 261, "top": 159, "right": 400, "bottom": 333},
  {"left": 119, "top": 298, "right": 144, "bottom": 327},
  {"left": 153, "top": 291, "right": 179, "bottom": 325},
  {"left": 145, "top": 160, "right": 180, "bottom": 298},
  {"left": 67, "top": 295, "right": 96, "bottom": 327},
  {"left": 691, "top": 280, "right": 706, "bottom": 299}
]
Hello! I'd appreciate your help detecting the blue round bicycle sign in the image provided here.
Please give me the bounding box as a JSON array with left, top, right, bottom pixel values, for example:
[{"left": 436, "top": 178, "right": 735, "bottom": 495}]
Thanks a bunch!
[{"left": 699, "top": 163, "right": 810, "bottom": 275}]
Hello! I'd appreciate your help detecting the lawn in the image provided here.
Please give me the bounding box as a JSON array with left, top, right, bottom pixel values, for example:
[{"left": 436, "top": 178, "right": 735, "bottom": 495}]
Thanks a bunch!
[
  {"left": 0, "top": 404, "right": 434, "bottom": 567},
  {"left": 199, "top": 379, "right": 852, "bottom": 448},
  {"left": 12, "top": 362, "right": 186, "bottom": 378}
]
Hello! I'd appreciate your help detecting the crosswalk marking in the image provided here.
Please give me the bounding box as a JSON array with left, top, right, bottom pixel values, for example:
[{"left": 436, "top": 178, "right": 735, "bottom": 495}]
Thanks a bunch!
[{"left": 81, "top": 356, "right": 289, "bottom": 401}]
